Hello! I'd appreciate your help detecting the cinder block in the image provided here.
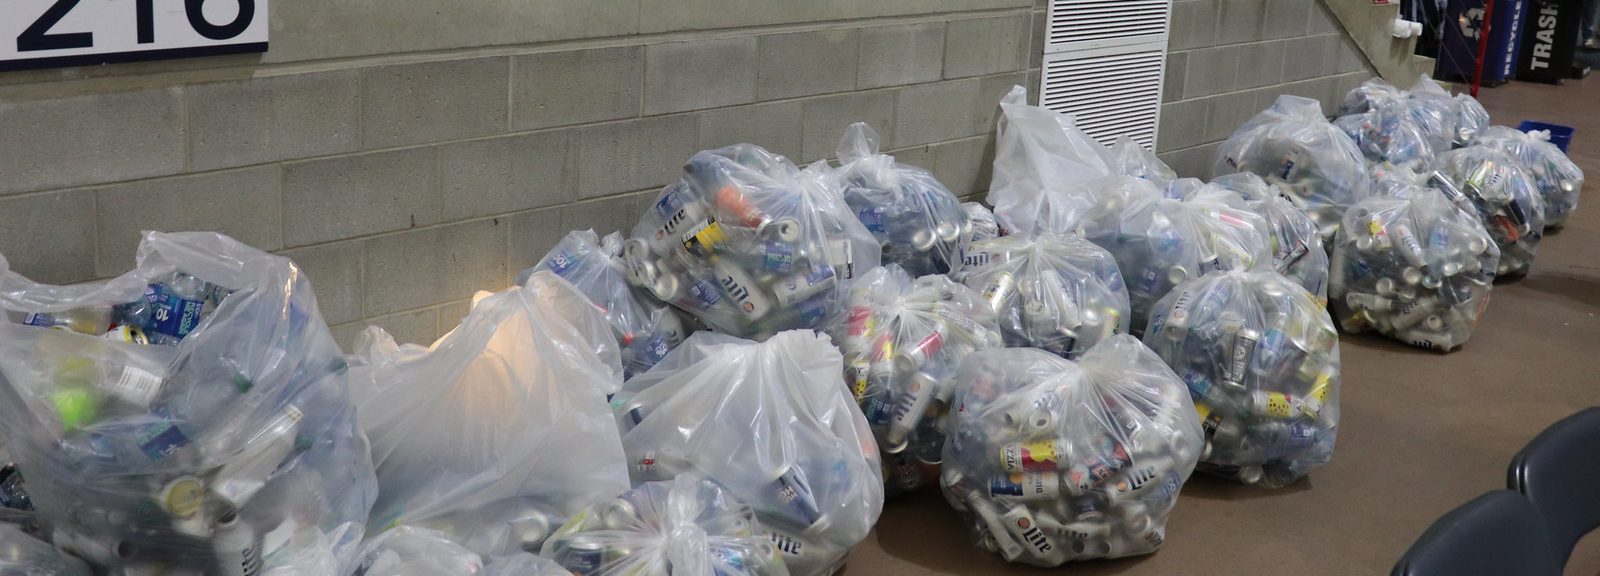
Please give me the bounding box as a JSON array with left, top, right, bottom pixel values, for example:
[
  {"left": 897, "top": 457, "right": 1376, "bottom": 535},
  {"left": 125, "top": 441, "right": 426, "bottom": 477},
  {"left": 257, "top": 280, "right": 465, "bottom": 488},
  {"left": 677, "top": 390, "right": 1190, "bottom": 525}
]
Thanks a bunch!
[
  {"left": 801, "top": 91, "right": 896, "bottom": 162},
  {"left": 1281, "top": 35, "right": 1337, "bottom": 82},
  {"left": 1217, "top": 0, "right": 1267, "bottom": 45},
  {"left": 896, "top": 79, "right": 983, "bottom": 147},
  {"left": 700, "top": 101, "right": 805, "bottom": 161},
  {"left": 645, "top": 37, "right": 757, "bottom": 115},
  {"left": 562, "top": 193, "right": 651, "bottom": 239},
  {"left": 637, "top": 0, "right": 1028, "bottom": 34},
  {"left": 361, "top": 57, "right": 509, "bottom": 149},
  {"left": 1157, "top": 99, "right": 1211, "bottom": 152},
  {"left": 575, "top": 115, "right": 699, "bottom": 199},
  {"left": 1204, "top": 92, "right": 1260, "bottom": 142},
  {"left": 1184, "top": 46, "right": 1241, "bottom": 98},
  {"left": 509, "top": 206, "right": 567, "bottom": 273},
  {"left": 282, "top": 148, "right": 441, "bottom": 247},
  {"left": 329, "top": 323, "right": 367, "bottom": 354},
  {"left": 759, "top": 29, "right": 859, "bottom": 100},
  {"left": 0, "top": 191, "right": 95, "bottom": 284},
  {"left": 1164, "top": 52, "right": 1189, "bottom": 102},
  {"left": 364, "top": 218, "right": 509, "bottom": 316},
  {"left": 1170, "top": 0, "right": 1221, "bottom": 51},
  {"left": 885, "top": 145, "right": 935, "bottom": 171},
  {"left": 974, "top": 73, "right": 1028, "bottom": 135},
  {"left": 279, "top": 241, "right": 364, "bottom": 326},
  {"left": 931, "top": 136, "right": 996, "bottom": 196},
  {"left": 361, "top": 308, "right": 438, "bottom": 348},
  {"left": 96, "top": 167, "right": 282, "bottom": 277},
  {"left": 1157, "top": 140, "right": 1224, "bottom": 179},
  {"left": 859, "top": 23, "right": 945, "bottom": 89},
  {"left": 436, "top": 300, "right": 472, "bottom": 338},
  {"left": 512, "top": 46, "right": 643, "bottom": 131},
  {"left": 1263, "top": 0, "right": 1312, "bottom": 40},
  {"left": 1237, "top": 41, "right": 1287, "bottom": 89},
  {"left": 1338, "top": 35, "right": 1370, "bottom": 74},
  {"left": 265, "top": 0, "right": 639, "bottom": 63},
  {"left": 440, "top": 130, "right": 573, "bottom": 221},
  {"left": 189, "top": 71, "right": 361, "bottom": 171},
  {"left": 944, "top": 14, "right": 1031, "bottom": 79},
  {"left": 0, "top": 88, "right": 183, "bottom": 196},
  {"left": 1308, "top": 1, "right": 1340, "bottom": 35}
]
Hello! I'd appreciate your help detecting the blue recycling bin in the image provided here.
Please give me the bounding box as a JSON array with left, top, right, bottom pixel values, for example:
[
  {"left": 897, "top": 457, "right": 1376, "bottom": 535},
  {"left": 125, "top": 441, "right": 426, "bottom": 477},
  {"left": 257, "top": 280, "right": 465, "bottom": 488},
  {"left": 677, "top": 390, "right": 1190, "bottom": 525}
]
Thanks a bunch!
[{"left": 1438, "top": 0, "right": 1531, "bottom": 84}]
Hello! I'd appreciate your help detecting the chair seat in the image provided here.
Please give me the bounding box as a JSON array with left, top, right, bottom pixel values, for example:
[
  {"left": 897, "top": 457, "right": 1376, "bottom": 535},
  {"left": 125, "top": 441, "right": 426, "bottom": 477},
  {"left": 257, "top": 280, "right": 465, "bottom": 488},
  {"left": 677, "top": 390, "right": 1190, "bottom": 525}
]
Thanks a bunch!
[
  {"left": 1509, "top": 406, "right": 1600, "bottom": 567},
  {"left": 1392, "top": 490, "right": 1562, "bottom": 576}
]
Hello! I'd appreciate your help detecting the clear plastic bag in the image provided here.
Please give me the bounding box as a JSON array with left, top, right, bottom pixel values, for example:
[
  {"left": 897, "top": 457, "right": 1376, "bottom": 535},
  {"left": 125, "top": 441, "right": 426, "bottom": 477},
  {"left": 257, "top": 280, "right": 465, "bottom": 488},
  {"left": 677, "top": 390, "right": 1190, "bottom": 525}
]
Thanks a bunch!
[
  {"left": 1430, "top": 146, "right": 1545, "bottom": 278},
  {"left": 1453, "top": 94, "right": 1490, "bottom": 146},
  {"left": 482, "top": 553, "right": 572, "bottom": 576},
  {"left": 833, "top": 123, "right": 971, "bottom": 277},
  {"left": 543, "top": 475, "right": 786, "bottom": 576},
  {"left": 951, "top": 234, "right": 1129, "bottom": 359},
  {"left": 1110, "top": 136, "right": 1176, "bottom": 188},
  {"left": 623, "top": 144, "right": 880, "bottom": 340},
  {"left": 1334, "top": 103, "right": 1436, "bottom": 170},
  {"left": 1476, "top": 126, "right": 1583, "bottom": 229},
  {"left": 1214, "top": 95, "right": 1371, "bottom": 242},
  {"left": 1335, "top": 77, "right": 1405, "bottom": 116},
  {"left": 1330, "top": 178, "right": 1499, "bottom": 352},
  {"left": 963, "top": 203, "right": 1001, "bottom": 242},
  {"left": 0, "top": 231, "right": 377, "bottom": 575},
  {"left": 351, "top": 528, "right": 574, "bottom": 576},
  {"left": 1210, "top": 173, "right": 1331, "bottom": 306},
  {"left": 612, "top": 331, "right": 882, "bottom": 576},
  {"left": 1077, "top": 176, "right": 1272, "bottom": 336},
  {"left": 987, "top": 86, "right": 1114, "bottom": 237},
  {"left": 347, "top": 272, "right": 631, "bottom": 558},
  {"left": 517, "top": 230, "right": 692, "bottom": 379},
  {"left": 825, "top": 266, "right": 1002, "bottom": 496},
  {"left": 939, "top": 336, "right": 1202, "bottom": 565},
  {"left": 0, "top": 523, "right": 91, "bottom": 576},
  {"left": 1142, "top": 271, "right": 1340, "bottom": 488}
]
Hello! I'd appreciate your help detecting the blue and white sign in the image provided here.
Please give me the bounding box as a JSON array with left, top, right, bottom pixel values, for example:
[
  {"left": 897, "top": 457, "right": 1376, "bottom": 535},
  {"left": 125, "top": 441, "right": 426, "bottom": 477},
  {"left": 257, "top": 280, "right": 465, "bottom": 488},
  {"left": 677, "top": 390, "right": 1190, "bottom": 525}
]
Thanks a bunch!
[{"left": 0, "top": 0, "right": 268, "bottom": 72}]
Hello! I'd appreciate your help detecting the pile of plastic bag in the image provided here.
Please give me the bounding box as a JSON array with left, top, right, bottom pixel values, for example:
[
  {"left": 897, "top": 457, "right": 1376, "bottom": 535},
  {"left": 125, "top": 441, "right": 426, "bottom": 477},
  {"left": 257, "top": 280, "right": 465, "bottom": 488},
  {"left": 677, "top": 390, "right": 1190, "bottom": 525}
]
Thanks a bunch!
[
  {"left": 1143, "top": 271, "right": 1340, "bottom": 487},
  {"left": 623, "top": 144, "right": 880, "bottom": 340},
  {"left": 1214, "top": 95, "right": 1371, "bottom": 241},
  {"left": 1208, "top": 173, "right": 1330, "bottom": 305},
  {"left": 612, "top": 331, "right": 882, "bottom": 576},
  {"left": 1476, "top": 126, "right": 1584, "bottom": 229},
  {"left": 0, "top": 232, "right": 377, "bottom": 575},
  {"left": 939, "top": 337, "right": 1202, "bottom": 565},
  {"left": 1331, "top": 176, "right": 1500, "bottom": 352},
  {"left": 1334, "top": 103, "right": 1435, "bottom": 169},
  {"left": 833, "top": 123, "right": 971, "bottom": 277},
  {"left": 987, "top": 86, "right": 1113, "bottom": 237},
  {"left": 350, "top": 526, "right": 571, "bottom": 576},
  {"left": 347, "top": 272, "right": 631, "bottom": 559},
  {"left": 826, "top": 266, "right": 1002, "bottom": 495},
  {"left": 543, "top": 476, "right": 786, "bottom": 576},
  {"left": 1077, "top": 176, "right": 1271, "bottom": 335},
  {"left": 951, "top": 234, "right": 1130, "bottom": 359},
  {"left": 1431, "top": 146, "right": 1545, "bottom": 278},
  {"left": 518, "top": 229, "right": 692, "bottom": 379},
  {"left": 0, "top": 523, "right": 91, "bottom": 576},
  {"left": 1337, "top": 76, "right": 1490, "bottom": 151}
]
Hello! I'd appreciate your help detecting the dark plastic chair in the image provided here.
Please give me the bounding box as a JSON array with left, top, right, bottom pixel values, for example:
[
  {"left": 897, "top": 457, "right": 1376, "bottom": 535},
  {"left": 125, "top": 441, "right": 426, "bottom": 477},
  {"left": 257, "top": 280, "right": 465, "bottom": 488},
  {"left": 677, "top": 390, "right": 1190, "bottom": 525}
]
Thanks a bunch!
[
  {"left": 1509, "top": 406, "right": 1600, "bottom": 568},
  {"left": 1391, "top": 490, "right": 1562, "bottom": 576}
]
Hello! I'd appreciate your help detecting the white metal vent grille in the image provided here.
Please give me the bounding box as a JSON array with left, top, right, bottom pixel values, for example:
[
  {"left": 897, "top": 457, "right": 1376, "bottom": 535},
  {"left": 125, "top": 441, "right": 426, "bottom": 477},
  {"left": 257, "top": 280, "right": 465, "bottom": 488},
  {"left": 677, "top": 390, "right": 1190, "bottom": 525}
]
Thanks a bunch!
[
  {"left": 1047, "top": 0, "right": 1171, "bottom": 49},
  {"left": 1039, "top": 49, "right": 1166, "bottom": 149}
]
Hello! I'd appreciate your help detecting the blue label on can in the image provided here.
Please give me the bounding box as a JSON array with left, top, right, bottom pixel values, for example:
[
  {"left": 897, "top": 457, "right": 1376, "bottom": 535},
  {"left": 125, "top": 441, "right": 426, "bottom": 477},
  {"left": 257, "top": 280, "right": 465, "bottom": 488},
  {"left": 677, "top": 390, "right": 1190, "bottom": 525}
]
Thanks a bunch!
[
  {"left": 638, "top": 335, "right": 671, "bottom": 364},
  {"left": 1181, "top": 371, "right": 1213, "bottom": 400},
  {"left": 795, "top": 295, "right": 829, "bottom": 325},
  {"left": 20, "top": 313, "right": 57, "bottom": 329},
  {"left": 654, "top": 190, "right": 686, "bottom": 218},
  {"left": 858, "top": 207, "right": 887, "bottom": 234},
  {"left": 134, "top": 412, "right": 192, "bottom": 460},
  {"left": 545, "top": 250, "right": 580, "bottom": 278},
  {"left": 772, "top": 467, "right": 822, "bottom": 526},
  {"left": 689, "top": 277, "right": 722, "bottom": 307},
  {"left": 1137, "top": 268, "right": 1161, "bottom": 294},
  {"left": 762, "top": 242, "right": 795, "bottom": 274},
  {"left": 145, "top": 284, "right": 205, "bottom": 340}
]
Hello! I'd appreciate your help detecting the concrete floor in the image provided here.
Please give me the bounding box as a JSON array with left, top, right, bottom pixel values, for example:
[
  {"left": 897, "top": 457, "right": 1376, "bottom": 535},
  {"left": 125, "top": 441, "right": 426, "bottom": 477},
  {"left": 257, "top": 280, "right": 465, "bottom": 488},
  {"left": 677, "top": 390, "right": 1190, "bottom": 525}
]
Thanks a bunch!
[{"left": 841, "top": 77, "right": 1600, "bottom": 575}]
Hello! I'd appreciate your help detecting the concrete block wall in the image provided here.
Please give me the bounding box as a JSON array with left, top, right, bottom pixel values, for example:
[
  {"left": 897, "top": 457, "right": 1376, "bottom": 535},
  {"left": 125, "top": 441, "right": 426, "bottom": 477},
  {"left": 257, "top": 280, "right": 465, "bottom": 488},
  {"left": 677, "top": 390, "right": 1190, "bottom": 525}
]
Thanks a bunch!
[
  {"left": 1156, "top": 0, "right": 1380, "bottom": 178},
  {"left": 0, "top": 0, "right": 1039, "bottom": 349}
]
